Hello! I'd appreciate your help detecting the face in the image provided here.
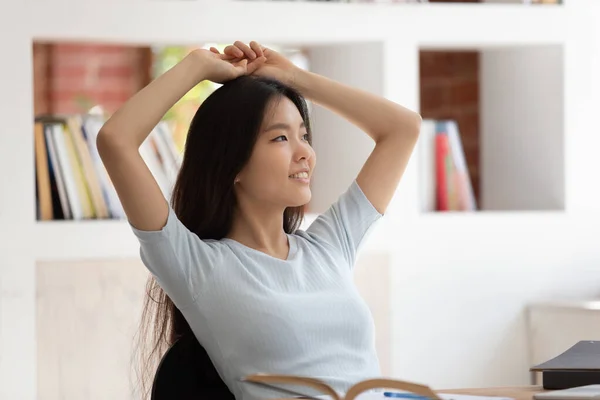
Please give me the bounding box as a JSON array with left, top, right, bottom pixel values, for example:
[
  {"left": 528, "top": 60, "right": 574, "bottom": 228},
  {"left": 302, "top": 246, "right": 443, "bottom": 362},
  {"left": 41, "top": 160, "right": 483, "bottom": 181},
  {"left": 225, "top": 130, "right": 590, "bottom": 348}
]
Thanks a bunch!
[{"left": 235, "top": 96, "right": 316, "bottom": 209}]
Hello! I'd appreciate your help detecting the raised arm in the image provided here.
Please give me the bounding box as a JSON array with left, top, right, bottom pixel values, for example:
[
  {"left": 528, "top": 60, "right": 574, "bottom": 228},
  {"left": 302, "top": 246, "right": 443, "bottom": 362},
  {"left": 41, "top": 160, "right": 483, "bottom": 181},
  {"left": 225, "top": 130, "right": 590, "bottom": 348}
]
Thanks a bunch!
[
  {"left": 96, "top": 49, "right": 264, "bottom": 230},
  {"left": 293, "top": 69, "right": 421, "bottom": 215},
  {"left": 219, "top": 41, "right": 421, "bottom": 215}
]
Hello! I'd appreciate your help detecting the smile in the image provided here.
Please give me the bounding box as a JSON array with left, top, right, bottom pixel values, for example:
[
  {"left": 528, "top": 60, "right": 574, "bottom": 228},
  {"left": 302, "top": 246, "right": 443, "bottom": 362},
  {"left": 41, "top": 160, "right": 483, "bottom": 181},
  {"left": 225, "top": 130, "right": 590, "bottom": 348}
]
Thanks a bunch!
[{"left": 289, "top": 172, "right": 309, "bottom": 179}]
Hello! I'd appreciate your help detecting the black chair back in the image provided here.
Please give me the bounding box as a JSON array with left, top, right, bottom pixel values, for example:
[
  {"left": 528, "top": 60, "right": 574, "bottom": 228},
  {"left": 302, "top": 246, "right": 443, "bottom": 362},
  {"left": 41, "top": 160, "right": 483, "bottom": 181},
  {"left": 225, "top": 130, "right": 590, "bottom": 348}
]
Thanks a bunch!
[{"left": 150, "top": 334, "right": 235, "bottom": 400}]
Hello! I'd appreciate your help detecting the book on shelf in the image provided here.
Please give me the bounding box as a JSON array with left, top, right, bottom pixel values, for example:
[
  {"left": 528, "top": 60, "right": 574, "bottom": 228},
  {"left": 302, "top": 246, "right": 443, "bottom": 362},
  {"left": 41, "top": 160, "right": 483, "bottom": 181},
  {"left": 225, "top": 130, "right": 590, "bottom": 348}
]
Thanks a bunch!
[
  {"left": 530, "top": 0, "right": 562, "bottom": 4},
  {"left": 34, "top": 114, "right": 181, "bottom": 221},
  {"left": 240, "top": 373, "right": 513, "bottom": 400},
  {"left": 419, "top": 119, "right": 477, "bottom": 213}
]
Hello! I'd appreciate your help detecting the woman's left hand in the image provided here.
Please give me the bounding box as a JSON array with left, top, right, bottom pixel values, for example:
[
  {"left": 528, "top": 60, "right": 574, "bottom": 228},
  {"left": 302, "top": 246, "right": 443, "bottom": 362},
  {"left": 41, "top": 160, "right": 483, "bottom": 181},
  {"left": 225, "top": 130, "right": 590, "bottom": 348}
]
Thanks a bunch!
[{"left": 210, "top": 41, "right": 300, "bottom": 87}]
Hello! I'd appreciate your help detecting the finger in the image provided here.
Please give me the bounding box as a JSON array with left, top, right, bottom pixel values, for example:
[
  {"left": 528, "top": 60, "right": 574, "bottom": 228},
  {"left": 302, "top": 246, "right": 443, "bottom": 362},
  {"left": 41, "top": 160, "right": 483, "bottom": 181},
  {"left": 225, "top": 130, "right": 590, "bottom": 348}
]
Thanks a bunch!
[
  {"left": 219, "top": 53, "right": 238, "bottom": 61},
  {"left": 262, "top": 47, "right": 273, "bottom": 58},
  {"left": 247, "top": 56, "right": 266, "bottom": 74},
  {"left": 234, "top": 40, "right": 256, "bottom": 60},
  {"left": 233, "top": 58, "right": 249, "bottom": 74},
  {"left": 250, "top": 41, "right": 263, "bottom": 58},
  {"left": 233, "top": 58, "right": 248, "bottom": 67},
  {"left": 209, "top": 47, "right": 220, "bottom": 54},
  {"left": 225, "top": 45, "right": 244, "bottom": 59},
  {"left": 225, "top": 45, "right": 242, "bottom": 58}
]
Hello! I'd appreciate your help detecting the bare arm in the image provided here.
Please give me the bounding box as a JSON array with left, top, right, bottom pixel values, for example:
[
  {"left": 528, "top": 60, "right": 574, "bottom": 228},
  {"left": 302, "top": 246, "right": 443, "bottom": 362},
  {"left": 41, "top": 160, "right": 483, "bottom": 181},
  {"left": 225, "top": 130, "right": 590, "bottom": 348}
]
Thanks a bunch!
[
  {"left": 201, "top": 40, "right": 420, "bottom": 215},
  {"left": 294, "top": 69, "right": 421, "bottom": 215},
  {"left": 97, "top": 49, "right": 262, "bottom": 231}
]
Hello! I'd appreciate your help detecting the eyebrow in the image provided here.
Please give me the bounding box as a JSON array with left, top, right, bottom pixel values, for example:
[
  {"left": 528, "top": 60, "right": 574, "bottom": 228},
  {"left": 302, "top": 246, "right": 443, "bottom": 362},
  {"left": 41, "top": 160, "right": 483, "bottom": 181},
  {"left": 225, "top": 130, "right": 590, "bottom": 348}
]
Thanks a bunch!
[{"left": 263, "top": 122, "right": 306, "bottom": 132}]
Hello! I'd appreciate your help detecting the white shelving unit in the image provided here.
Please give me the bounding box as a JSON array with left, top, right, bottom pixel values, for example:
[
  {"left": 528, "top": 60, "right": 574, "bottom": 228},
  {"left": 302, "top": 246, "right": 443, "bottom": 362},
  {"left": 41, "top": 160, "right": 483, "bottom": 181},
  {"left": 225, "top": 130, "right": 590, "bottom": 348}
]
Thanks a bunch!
[
  {"left": 33, "top": 221, "right": 140, "bottom": 260},
  {"left": 5, "top": 0, "right": 600, "bottom": 399},
  {"left": 416, "top": 43, "right": 565, "bottom": 213}
]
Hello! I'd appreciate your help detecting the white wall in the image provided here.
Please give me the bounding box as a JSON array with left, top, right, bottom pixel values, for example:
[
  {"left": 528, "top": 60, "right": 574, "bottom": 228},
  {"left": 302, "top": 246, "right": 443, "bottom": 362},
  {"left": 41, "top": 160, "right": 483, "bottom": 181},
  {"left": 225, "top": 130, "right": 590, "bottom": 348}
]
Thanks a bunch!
[
  {"left": 36, "top": 259, "right": 148, "bottom": 400},
  {"left": 306, "top": 43, "right": 381, "bottom": 213},
  {"left": 481, "top": 45, "right": 564, "bottom": 211},
  {"left": 0, "top": 8, "right": 37, "bottom": 400},
  {"left": 383, "top": 214, "right": 600, "bottom": 389}
]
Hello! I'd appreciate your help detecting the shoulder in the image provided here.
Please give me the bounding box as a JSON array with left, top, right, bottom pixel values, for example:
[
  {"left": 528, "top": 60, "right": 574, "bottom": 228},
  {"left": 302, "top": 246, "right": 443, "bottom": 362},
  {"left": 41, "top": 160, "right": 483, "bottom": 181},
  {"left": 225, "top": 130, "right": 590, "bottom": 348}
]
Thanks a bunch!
[
  {"left": 127, "top": 205, "right": 236, "bottom": 308},
  {"left": 305, "top": 180, "right": 383, "bottom": 238},
  {"left": 299, "top": 179, "right": 383, "bottom": 268},
  {"left": 130, "top": 206, "right": 222, "bottom": 245},
  {"left": 338, "top": 179, "right": 384, "bottom": 218},
  {"left": 128, "top": 203, "right": 234, "bottom": 269}
]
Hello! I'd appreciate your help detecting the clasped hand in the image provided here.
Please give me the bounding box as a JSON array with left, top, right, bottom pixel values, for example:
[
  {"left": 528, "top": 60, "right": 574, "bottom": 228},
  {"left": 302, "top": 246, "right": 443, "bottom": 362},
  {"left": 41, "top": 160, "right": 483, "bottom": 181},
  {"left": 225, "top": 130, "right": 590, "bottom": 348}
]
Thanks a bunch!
[{"left": 191, "top": 40, "right": 298, "bottom": 87}]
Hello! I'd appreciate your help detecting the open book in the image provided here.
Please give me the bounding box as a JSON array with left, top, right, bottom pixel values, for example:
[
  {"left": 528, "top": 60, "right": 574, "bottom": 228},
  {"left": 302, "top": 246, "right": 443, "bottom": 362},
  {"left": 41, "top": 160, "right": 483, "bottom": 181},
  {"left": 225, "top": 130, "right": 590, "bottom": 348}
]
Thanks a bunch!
[
  {"left": 241, "top": 373, "right": 443, "bottom": 400},
  {"left": 241, "top": 374, "right": 517, "bottom": 400}
]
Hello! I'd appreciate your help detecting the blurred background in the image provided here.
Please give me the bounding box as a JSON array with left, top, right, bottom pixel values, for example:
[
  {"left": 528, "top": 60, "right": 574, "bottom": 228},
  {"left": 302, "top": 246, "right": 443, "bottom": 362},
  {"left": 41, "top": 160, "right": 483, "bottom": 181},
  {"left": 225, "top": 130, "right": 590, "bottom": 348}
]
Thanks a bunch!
[{"left": 6, "top": 0, "right": 600, "bottom": 399}]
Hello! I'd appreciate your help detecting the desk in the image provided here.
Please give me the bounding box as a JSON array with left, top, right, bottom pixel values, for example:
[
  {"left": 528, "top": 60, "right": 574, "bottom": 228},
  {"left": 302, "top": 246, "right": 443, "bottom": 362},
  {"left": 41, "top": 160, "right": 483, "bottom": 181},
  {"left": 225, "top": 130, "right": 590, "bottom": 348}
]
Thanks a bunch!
[{"left": 442, "top": 386, "right": 545, "bottom": 400}]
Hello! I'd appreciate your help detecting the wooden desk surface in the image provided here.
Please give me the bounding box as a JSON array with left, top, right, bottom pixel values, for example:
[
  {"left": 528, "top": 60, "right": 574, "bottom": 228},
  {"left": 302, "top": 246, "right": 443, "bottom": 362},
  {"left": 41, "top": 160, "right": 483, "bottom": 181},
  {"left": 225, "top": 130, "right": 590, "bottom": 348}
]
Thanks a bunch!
[{"left": 441, "top": 385, "right": 545, "bottom": 400}]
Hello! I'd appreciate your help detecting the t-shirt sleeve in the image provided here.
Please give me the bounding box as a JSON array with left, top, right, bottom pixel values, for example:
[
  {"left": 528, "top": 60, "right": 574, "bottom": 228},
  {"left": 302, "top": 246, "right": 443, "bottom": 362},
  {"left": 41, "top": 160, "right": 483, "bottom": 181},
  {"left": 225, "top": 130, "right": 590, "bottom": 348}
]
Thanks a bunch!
[
  {"left": 128, "top": 205, "right": 218, "bottom": 309},
  {"left": 306, "top": 179, "right": 383, "bottom": 269}
]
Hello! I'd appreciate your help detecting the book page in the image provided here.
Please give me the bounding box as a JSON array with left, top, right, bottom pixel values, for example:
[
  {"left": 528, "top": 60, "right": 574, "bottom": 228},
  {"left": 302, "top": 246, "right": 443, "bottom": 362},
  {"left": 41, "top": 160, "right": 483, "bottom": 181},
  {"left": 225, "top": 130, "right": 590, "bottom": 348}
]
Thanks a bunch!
[{"left": 353, "top": 392, "right": 514, "bottom": 400}]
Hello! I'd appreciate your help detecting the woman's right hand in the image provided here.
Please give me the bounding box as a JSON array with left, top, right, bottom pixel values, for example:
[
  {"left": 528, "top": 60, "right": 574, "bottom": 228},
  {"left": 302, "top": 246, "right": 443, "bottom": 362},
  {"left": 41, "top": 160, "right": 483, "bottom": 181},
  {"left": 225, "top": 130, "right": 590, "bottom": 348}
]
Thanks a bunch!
[
  {"left": 210, "top": 41, "right": 299, "bottom": 88},
  {"left": 188, "top": 48, "right": 266, "bottom": 84}
]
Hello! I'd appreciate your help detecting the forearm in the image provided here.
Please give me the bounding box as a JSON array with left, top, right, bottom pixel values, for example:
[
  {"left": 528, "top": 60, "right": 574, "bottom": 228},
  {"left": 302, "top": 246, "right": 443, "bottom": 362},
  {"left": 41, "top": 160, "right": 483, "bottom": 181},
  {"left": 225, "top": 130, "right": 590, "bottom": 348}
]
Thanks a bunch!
[
  {"left": 98, "top": 52, "right": 205, "bottom": 149},
  {"left": 294, "top": 69, "right": 421, "bottom": 143}
]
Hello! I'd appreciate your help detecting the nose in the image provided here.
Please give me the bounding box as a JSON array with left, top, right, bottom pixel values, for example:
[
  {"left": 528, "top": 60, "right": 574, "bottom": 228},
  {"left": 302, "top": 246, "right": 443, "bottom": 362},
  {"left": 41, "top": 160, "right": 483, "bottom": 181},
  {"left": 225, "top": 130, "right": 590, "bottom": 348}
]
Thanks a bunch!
[{"left": 294, "top": 139, "right": 313, "bottom": 162}]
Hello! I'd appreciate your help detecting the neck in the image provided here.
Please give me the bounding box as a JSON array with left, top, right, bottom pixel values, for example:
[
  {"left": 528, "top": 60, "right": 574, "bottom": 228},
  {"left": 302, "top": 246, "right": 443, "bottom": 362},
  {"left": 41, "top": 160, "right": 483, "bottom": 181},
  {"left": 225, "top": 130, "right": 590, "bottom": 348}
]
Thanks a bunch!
[{"left": 226, "top": 198, "right": 289, "bottom": 260}]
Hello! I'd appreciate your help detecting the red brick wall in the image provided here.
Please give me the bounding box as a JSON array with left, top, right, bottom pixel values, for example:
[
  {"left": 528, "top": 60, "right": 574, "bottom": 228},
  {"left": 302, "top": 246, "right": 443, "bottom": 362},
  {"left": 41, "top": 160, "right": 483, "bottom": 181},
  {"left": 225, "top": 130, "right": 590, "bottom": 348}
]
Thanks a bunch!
[
  {"left": 33, "top": 43, "right": 51, "bottom": 115},
  {"left": 33, "top": 42, "right": 150, "bottom": 116},
  {"left": 420, "top": 0, "right": 481, "bottom": 206},
  {"left": 419, "top": 50, "right": 480, "bottom": 205}
]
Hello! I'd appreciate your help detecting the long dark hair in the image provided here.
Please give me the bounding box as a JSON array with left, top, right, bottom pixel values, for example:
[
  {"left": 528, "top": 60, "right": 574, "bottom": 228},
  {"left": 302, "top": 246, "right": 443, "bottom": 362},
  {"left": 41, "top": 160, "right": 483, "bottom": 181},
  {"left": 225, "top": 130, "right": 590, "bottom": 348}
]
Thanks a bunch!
[{"left": 132, "top": 75, "right": 313, "bottom": 399}]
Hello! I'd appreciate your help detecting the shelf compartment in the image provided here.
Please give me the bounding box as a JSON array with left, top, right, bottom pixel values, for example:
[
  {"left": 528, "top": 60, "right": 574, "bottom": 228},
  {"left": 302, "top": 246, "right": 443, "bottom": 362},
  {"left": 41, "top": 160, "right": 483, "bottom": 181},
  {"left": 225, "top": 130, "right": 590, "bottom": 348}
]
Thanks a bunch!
[{"left": 417, "top": 43, "right": 564, "bottom": 213}]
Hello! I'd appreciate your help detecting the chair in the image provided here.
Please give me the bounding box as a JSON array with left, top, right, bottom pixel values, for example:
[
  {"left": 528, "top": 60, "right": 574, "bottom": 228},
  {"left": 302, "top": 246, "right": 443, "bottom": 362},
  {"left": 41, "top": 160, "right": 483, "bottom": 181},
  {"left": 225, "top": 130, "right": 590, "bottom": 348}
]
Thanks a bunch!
[{"left": 150, "top": 333, "right": 236, "bottom": 400}]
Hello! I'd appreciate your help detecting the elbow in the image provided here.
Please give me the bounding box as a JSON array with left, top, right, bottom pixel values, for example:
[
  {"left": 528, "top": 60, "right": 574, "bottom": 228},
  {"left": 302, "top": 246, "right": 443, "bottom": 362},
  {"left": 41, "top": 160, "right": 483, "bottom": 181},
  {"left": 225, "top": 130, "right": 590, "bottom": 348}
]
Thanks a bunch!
[
  {"left": 385, "top": 111, "right": 422, "bottom": 142},
  {"left": 407, "top": 111, "right": 422, "bottom": 137},
  {"left": 398, "top": 111, "right": 422, "bottom": 140},
  {"left": 96, "top": 128, "right": 115, "bottom": 160},
  {"left": 96, "top": 127, "right": 132, "bottom": 161},
  {"left": 372, "top": 110, "right": 422, "bottom": 144}
]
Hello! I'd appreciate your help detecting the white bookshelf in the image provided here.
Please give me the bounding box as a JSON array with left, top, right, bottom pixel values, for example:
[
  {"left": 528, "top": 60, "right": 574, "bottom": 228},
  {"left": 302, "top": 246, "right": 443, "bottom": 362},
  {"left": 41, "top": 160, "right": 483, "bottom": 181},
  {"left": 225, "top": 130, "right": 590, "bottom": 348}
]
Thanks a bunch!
[
  {"left": 7, "top": 0, "right": 600, "bottom": 399},
  {"left": 27, "top": 2, "right": 565, "bottom": 46},
  {"left": 34, "top": 221, "right": 140, "bottom": 260}
]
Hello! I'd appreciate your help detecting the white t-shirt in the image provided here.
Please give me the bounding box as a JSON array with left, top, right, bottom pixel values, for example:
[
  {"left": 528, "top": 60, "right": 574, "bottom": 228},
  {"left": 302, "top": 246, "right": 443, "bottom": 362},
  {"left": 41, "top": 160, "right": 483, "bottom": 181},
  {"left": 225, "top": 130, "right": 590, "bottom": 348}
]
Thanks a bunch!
[{"left": 130, "top": 179, "right": 384, "bottom": 400}]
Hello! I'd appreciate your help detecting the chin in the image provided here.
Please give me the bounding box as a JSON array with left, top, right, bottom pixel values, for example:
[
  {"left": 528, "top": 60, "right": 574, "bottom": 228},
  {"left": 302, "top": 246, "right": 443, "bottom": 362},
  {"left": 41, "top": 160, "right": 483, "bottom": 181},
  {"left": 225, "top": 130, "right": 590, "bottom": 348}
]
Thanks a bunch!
[{"left": 287, "top": 189, "right": 311, "bottom": 208}]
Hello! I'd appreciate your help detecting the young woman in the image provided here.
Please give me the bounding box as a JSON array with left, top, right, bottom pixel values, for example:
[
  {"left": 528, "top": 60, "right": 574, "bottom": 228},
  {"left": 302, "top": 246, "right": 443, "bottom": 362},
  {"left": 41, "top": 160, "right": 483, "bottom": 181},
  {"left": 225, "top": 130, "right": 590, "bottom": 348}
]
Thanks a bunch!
[{"left": 97, "top": 40, "right": 421, "bottom": 400}]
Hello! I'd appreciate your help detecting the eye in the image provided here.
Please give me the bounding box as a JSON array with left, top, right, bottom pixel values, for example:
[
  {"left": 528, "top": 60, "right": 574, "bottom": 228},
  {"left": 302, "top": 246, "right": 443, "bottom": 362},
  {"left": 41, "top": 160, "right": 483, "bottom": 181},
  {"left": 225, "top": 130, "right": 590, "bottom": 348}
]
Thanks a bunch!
[
  {"left": 302, "top": 133, "right": 309, "bottom": 141},
  {"left": 273, "top": 135, "right": 287, "bottom": 142}
]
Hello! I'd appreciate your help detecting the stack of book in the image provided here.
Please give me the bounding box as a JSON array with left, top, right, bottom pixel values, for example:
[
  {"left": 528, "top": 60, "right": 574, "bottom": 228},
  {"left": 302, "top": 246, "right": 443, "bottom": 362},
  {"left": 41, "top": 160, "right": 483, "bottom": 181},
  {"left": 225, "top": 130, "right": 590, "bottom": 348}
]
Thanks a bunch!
[
  {"left": 34, "top": 114, "right": 181, "bottom": 221},
  {"left": 419, "top": 119, "right": 477, "bottom": 212}
]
